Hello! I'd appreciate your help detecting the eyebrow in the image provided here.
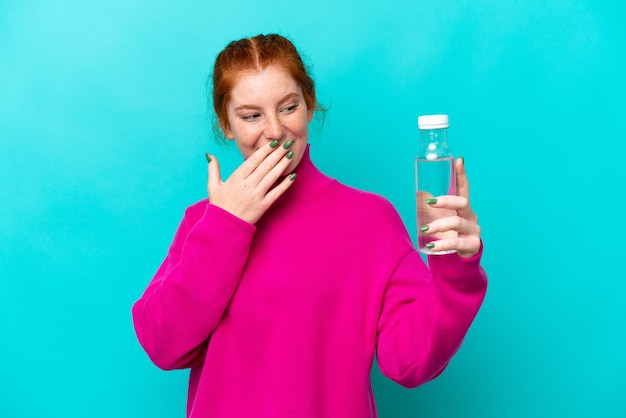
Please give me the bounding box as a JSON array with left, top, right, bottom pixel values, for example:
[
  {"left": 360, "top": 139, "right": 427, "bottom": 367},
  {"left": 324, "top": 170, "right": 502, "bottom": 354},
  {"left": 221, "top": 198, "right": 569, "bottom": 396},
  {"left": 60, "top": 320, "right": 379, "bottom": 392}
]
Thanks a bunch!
[{"left": 234, "top": 92, "right": 300, "bottom": 111}]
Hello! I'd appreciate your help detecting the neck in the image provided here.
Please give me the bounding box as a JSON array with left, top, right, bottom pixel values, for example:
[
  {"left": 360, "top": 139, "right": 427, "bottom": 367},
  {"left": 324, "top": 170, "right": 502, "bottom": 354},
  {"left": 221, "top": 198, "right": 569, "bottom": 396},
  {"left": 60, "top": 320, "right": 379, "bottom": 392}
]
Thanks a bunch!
[{"left": 277, "top": 144, "right": 331, "bottom": 198}]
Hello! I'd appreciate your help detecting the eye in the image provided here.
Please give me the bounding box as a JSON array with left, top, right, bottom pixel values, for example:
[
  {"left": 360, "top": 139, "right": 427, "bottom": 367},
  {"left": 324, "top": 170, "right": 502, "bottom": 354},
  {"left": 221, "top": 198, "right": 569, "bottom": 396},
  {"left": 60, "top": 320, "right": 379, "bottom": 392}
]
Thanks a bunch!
[
  {"left": 241, "top": 113, "right": 261, "bottom": 121},
  {"left": 281, "top": 104, "right": 298, "bottom": 113}
]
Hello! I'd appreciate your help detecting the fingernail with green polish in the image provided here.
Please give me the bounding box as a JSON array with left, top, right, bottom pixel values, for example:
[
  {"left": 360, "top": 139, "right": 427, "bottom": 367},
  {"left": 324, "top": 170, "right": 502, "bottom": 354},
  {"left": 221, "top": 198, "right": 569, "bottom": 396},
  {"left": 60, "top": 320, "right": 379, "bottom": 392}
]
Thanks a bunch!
[
  {"left": 283, "top": 140, "right": 293, "bottom": 149},
  {"left": 426, "top": 198, "right": 437, "bottom": 205},
  {"left": 420, "top": 225, "right": 429, "bottom": 233},
  {"left": 460, "top": 155, "right": 465, "bottom": 164},
  {"left": 270, "top": 140, "right": 280, "bottom": 148},
  {"left": 286, "top": 151, "right": 294, "bottom": 159},
  {"left": 205, "top": 152, "right": 212, "bottom": 163},
  {"left": 426, "top": 243, "right": 435, "bottom": 249},
  {"left": 289, "top": 173, "right": 297, "bottom": 181}
]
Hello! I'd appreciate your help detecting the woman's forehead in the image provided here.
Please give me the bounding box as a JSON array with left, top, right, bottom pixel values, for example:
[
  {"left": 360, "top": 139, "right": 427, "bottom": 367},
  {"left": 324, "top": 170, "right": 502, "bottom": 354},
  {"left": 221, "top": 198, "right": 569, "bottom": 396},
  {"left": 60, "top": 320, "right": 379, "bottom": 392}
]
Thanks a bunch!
[{"left": 228, "top": 65, "right": 302, "bottom": 104}]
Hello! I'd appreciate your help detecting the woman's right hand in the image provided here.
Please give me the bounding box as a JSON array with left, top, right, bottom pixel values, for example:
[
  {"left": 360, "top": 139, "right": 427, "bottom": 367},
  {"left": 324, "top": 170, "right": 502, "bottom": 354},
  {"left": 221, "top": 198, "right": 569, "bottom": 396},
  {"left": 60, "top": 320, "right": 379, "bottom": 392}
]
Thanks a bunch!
[{"left": 206, "top": 141, "right": 296, "bottom": 224}]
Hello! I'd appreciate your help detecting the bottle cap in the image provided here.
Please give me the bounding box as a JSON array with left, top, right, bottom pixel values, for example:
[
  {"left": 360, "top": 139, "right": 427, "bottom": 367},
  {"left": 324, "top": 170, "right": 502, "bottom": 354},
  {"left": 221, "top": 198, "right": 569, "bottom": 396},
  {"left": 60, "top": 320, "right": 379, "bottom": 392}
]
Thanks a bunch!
[{"left": 418, "top": 114, "right": 449, "bottom": 129}]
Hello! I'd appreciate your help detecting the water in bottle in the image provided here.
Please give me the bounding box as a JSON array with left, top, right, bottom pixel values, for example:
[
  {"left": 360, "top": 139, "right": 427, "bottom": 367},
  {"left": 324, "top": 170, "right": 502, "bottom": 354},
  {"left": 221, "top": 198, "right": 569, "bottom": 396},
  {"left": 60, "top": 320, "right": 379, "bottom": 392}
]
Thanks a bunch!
[{"left": 415, "top": 114, "right": 457, "bottom": 255}]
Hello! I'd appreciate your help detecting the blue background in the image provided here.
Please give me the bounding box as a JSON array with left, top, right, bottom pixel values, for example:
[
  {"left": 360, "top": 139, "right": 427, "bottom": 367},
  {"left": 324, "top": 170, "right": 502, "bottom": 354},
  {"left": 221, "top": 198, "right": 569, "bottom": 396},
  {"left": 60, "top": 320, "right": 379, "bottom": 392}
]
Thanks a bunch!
[{"left": 1, "top": 0, "right": 625, "bottom": 417}]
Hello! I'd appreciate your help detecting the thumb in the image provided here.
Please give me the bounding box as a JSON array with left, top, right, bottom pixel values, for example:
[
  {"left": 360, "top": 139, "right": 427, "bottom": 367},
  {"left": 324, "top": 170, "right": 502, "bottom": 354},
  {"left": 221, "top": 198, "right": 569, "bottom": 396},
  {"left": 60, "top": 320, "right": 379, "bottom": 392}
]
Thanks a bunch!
[
  {"left": 455, "top": 156, "right": 470, "bottom": 200},
  {"left": 206, "top": 152, "right": 222, "bottom": 196}
]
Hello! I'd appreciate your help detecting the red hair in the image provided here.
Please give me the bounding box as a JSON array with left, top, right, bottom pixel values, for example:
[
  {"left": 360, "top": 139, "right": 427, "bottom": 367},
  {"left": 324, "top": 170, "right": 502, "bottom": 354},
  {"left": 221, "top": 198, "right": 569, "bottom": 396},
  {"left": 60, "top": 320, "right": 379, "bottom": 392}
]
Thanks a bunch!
[{"left": 211, "top": 34, "right": 320, "bottom": 136}]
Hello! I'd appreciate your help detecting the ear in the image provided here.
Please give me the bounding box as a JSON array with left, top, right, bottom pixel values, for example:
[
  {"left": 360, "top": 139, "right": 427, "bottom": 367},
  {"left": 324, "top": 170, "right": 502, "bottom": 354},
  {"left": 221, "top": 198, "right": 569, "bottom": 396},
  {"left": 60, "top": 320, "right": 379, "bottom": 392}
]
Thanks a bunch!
[
  {"left": 220, "top": 120, "right": 235, "bottom": 140},
  {"left": 307, "top": 96, "right": 316, "bottom": 122}
]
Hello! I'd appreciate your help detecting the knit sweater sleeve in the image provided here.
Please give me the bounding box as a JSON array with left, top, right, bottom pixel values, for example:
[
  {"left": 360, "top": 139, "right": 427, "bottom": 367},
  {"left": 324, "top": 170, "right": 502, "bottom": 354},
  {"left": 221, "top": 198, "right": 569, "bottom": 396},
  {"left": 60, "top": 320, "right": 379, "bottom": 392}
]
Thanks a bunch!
[
  {"left": 132, "top": 201, "right": 256, "bottom": 370},
  {"left": 376, "top": 241, "right": 487, "bottom": 388}
]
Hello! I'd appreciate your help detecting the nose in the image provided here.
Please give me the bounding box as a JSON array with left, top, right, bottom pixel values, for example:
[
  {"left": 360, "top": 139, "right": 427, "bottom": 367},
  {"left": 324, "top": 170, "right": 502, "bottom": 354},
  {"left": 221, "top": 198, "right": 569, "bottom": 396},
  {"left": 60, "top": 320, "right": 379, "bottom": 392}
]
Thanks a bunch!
[{"left": 265, "top": 114, "right": 285, "bottom": 141}]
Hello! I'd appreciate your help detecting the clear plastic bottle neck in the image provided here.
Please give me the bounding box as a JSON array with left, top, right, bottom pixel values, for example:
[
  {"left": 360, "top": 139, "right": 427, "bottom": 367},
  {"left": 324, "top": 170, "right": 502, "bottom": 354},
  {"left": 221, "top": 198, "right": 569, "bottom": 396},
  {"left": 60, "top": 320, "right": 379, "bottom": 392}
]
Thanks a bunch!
[{"left": 418, "top": 128, "right": 452, "bottom": 159}]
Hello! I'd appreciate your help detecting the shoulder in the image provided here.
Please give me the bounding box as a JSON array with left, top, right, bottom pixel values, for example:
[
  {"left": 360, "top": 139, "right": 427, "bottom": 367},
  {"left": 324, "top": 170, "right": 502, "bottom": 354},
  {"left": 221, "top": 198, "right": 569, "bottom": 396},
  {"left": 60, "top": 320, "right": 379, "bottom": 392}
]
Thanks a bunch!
[
  {"left": 332, "top": 180, "right": 400, "bottom": 214},
  {"left": 322, "top": 179, "right": 414, "bottom": 260},
  {"left": 328, "top": 179, "right": 406, "bottom": 230}
]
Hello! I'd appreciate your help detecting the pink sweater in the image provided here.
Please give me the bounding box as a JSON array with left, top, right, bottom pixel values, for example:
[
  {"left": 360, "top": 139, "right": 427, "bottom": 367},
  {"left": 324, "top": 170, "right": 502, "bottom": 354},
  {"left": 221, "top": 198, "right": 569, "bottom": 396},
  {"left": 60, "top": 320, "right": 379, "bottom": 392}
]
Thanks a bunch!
[{"left": 132, "top": 146, "right": 487, "bottom": 417}]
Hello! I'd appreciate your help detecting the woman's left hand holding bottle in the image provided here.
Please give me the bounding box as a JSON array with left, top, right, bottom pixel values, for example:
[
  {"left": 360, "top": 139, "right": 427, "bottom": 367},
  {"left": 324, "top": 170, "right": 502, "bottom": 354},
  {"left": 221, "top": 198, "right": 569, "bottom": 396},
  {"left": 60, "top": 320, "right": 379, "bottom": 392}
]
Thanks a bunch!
[
  {"left": 206, "top": 141, "right": 296, "bottom": 225},
  {"left": 421, "top": 157, "right": 482, "bottom": 258}
]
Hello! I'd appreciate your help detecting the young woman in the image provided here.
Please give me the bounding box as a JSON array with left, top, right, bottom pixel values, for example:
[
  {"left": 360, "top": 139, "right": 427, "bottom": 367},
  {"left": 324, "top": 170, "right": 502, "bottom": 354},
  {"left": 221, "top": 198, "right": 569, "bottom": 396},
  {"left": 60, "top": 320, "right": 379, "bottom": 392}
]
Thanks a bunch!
[{"left": 133, "top": 33, "right": 487, "bottom": 417}]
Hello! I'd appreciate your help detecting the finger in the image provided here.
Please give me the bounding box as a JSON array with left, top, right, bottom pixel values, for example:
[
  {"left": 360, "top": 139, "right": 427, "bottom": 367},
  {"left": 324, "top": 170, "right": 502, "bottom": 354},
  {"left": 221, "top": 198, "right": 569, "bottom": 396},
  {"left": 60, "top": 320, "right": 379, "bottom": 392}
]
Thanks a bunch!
[
  {"left": 235, "top": 141, "right": 282, "bottom": 179},
  {"left": 256, "top": 150, "right": 295, "bottom": 191},
  {"left": 426, "top": 195, "right": 469, "bottom": 211},
  {"left": 263, "top": 171, "right": 297, "bottom": 204},
  {"left": 425, "top": 195, "right": 478, "bottom": 224},
  {"left": 455, "top": 157, "right": 470, "bottom": 200},
  {"left": 422, "top": 215, "right": 480, "bottom": 236},
  {"left": 207, "top": 153, "right": 222, "bottom": 197},
  {"left": 427, "top": 235, "right": 481, "bottom": 258},
  {"left": 454, "top": 157, "right": 480, "bottom": 221},
  {"left": 248, "top": 141, "right": 292, "bottom": 184},
  {"left": 422, "top": 200, "right": 477, "bottom": 229}
]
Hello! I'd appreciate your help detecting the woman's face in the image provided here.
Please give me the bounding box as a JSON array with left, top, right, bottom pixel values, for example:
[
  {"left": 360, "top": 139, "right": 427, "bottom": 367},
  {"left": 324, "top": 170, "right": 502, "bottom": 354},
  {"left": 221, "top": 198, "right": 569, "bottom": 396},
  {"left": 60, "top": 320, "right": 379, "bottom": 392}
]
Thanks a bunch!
[{"left": 223, "top": 64, "right": 314, "bottom": 174}]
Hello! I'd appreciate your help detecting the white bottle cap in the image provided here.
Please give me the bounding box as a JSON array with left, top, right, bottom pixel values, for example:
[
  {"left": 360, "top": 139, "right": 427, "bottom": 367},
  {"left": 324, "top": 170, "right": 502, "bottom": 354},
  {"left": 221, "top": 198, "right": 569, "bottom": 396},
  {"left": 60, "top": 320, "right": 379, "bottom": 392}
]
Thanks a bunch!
[{"left": 418, "top": 114, "right": 449, "bottom": 129}]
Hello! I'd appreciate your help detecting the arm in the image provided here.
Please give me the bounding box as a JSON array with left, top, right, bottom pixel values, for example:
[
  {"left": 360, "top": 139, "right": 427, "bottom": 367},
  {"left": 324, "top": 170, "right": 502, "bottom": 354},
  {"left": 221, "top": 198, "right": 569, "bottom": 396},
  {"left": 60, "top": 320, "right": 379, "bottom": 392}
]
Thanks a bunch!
[
  {"left": 376, "top": 246, "right": 487, "bottom": 388},
  {"left": 376, "top": 156, "right": 487, "bottom": 387},
  {"left": 133, "top": 141, "right": 296, "bottom": 370},
  {"left": 132, "top": 202, "right": 255, "bottom": 370}
]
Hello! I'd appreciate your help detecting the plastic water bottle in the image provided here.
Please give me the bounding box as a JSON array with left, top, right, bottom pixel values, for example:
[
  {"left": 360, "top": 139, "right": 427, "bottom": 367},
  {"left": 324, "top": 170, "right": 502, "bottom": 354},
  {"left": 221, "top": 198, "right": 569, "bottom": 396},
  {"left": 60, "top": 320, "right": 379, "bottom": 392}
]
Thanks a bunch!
[{"left": 415, "top": 114, "right": 457, "bottom": 255}]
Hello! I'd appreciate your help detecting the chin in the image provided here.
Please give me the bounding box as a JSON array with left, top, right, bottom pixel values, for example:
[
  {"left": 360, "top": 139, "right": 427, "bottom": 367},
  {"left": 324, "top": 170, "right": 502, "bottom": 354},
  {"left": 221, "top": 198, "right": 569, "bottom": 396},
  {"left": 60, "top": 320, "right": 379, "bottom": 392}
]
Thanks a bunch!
[{"left": 287, "top": 154, "right": 304, "bottom": 172}]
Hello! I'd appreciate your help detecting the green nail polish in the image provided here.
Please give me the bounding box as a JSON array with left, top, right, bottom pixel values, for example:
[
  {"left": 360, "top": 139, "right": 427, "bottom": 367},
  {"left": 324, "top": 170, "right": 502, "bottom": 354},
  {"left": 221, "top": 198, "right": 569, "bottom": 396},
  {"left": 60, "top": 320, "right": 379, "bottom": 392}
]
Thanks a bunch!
[
  {"left": 283, "top": 140, "right": 293, "bottom": 149},
  {"left": 289, "top": 173, "right": 297, "bottom": 181},
  {"left": 270, "top": 140, "right": 280, "bottom": 148},
  {"left": 420, "top": 225, "right": 429, "bottom": 233},
  {"left": 286, "top": 151, "right": 294, "bottom": 159},
  {"left": 426, "top": 243, "right": 435, "bottom": 249},
  {"left": 205, "top": 152, "right": 212, "bottom": 163},
  {"left": 426, "top": 198, "right": 437, "bottom": 205},
  {"left": 460, "top": 155, "right": 465, "bottom": 165}
]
